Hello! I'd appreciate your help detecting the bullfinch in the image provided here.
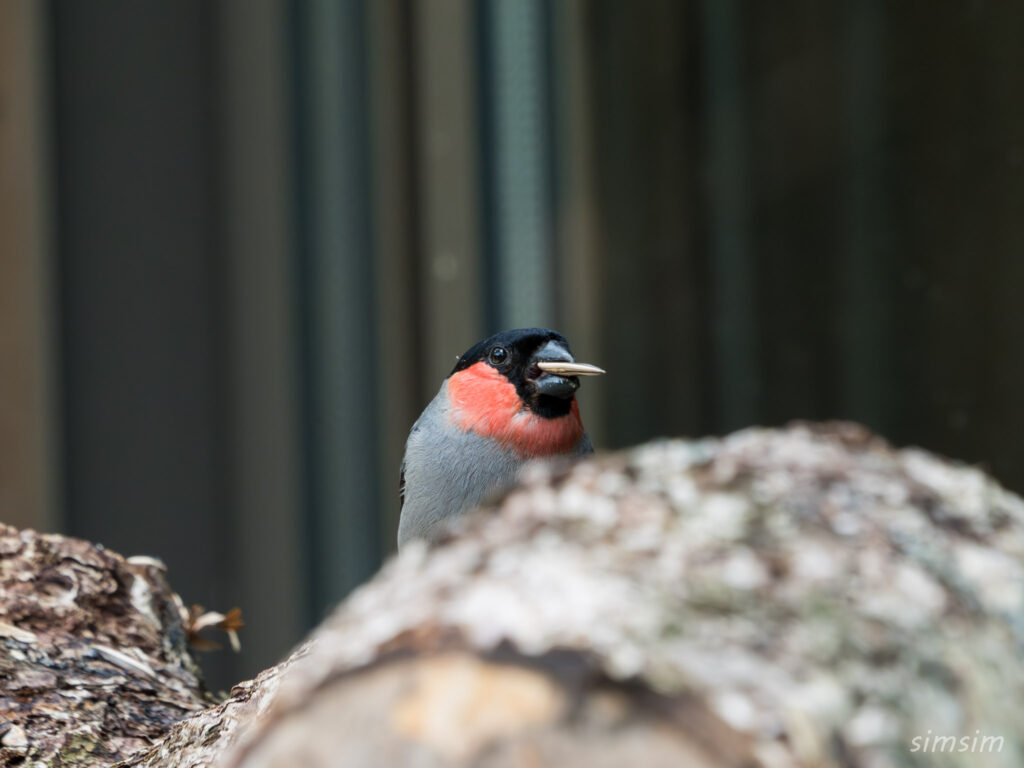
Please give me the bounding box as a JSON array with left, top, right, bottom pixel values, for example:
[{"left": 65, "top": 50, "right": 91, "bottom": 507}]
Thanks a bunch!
[{"left": 397, "top": 328, "right": 604, "bottom": 548}]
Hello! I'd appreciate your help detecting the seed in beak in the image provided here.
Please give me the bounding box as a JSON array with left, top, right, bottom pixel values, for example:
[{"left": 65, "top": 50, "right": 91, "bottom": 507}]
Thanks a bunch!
[{"left": 535, "top": 361, "right": 606, "bottom": 377}]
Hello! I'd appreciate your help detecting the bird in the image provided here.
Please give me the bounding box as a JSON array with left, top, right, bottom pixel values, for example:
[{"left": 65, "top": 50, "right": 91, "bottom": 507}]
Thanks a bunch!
[{"left": 397, "top": 328, "right": 604, "bottom": 548}]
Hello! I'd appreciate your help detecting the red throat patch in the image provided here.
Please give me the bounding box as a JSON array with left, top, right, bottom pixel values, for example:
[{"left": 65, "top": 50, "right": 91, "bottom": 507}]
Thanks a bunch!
[{"left": 447, "top": 362, "right": 584, "bottom": 456}]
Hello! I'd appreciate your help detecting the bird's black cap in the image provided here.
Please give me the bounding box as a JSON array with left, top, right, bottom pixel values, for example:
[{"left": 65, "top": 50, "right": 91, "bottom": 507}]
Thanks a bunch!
[{"left": 451, "top": 328, "right": 571, "bottom": 375}]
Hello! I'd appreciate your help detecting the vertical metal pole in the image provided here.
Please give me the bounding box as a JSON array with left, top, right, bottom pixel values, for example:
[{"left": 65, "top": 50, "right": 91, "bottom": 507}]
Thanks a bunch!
[
  {"left": 485, "top": 0, "right": 554, "bottom": 330},
  {"left": 294, "top": 0, "right": 379, "bottom": 614}
]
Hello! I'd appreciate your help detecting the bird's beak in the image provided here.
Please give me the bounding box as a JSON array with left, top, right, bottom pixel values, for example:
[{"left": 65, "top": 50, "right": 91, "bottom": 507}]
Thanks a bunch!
[
  {"left": 536, "top": 361, "right": 606, "bottom": 377},
  {"left": 528, "top": 346, "right": 605, "bottom": 400}
]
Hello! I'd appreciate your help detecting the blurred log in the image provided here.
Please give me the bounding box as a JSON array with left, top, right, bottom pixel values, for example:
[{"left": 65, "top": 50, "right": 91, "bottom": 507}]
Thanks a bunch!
[
  {"left": 113, "top": 422, "right": 1024, "bottom": 768},
  {"left": 0, "top": 526, "right": 211, "bottom": 766}
]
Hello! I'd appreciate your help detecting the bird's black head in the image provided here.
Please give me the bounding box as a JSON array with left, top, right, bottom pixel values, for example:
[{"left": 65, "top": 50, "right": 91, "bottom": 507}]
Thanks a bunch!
[{"left": 450, "top": 328, "right": 599, "bottom": 419}]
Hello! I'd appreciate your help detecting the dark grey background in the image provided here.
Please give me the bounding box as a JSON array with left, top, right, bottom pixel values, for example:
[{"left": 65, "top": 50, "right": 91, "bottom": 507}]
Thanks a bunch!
[{"left": 29, "top": 0, "right": 1024, "bottom": 689}]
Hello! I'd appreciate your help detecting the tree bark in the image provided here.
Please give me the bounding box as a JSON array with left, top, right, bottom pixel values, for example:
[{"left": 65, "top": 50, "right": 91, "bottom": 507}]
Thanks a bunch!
[
  {"left": 5, "top": 423, "right": 1024, "bottom": 767},
  {"left": 0, "top": 526, "right": 211, "bottom": 765}
]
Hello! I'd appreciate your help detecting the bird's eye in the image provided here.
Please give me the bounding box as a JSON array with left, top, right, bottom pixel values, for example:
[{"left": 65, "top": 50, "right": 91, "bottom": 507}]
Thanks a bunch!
[{"left": 488, "top": 346, "right": 509, "bottom": 366}]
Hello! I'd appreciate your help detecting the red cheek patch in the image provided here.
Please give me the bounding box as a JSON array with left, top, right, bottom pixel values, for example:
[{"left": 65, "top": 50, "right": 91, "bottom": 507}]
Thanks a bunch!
[{"left": 447, "top": 362, "right": 584, "bottom": 456}]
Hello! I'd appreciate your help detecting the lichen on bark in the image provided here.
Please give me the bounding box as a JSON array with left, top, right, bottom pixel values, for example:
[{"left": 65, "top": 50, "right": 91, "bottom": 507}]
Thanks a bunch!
[{"left": 6, "top": 423, "right": 1024, "bottom": 767}]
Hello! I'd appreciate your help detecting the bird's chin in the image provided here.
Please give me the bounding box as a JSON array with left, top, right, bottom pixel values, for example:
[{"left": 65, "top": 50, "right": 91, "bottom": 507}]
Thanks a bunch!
[{"left": 530, "top": 393, "right": 576, "bottom": 420}]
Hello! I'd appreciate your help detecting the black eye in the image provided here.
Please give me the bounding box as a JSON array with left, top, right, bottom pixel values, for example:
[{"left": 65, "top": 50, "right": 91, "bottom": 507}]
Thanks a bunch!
[{"left": 488, "top": 346, "right": 508, "bottom": 366}]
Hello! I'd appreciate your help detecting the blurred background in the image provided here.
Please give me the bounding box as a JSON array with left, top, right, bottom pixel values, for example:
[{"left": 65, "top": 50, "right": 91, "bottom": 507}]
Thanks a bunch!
[{"left": 2, "top": 0, "right": 1023, "bottom": 689}]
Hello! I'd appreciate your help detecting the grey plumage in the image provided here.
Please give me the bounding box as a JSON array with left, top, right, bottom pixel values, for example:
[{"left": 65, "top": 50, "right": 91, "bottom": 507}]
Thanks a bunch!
[{"left": 397, "top": 380, "right": 592, "bottom": 548}]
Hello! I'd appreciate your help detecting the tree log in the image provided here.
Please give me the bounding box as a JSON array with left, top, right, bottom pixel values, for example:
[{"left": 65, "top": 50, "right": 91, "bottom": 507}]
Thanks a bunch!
[
  {"left": 6, "top": 423, "right": 1024, "bottom": 767},
  {"left": 0, "top": 526, "right": 211, "bottom": 766}
]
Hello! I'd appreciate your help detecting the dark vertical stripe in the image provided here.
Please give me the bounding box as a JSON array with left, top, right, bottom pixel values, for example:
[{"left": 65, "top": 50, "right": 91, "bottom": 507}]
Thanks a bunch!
[
  {"left": 475, "top": 0, "right": 500, "bottom": 333},
  {"left": 51, "top": 0, "right": 231, "bottom": 684},
  {"left": 838, "top": 0, "right": 889, "bottom": 431},
  {"left": 591, "top": 0, "right": 702, "bottom": 446},
  {"left": 218, "top": 0, "right": 306, "bottom": 683},
  {"left": 292, "top": 0, "right": 379, "bottom": 617},
  {"left": 699, "top": 0, "right": 757, "bottom": 430},
  {"left": 548, "top": 0, "right": 605, "bottom": 442},
  {"left": 367, "top": 0, "right": 424, "bottom": 547}
]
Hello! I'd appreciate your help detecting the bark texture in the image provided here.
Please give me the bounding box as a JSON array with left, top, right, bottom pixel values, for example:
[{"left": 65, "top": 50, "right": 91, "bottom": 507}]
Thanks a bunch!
[
  {"left": 0, "top": 526, "right": 211, "bottom": 766},
  {"left": 129, "top": 423, "right": 1024, "bottom": 768},
  {"left": 5, "top": 423, "right": 1024, "bottom": 767}
]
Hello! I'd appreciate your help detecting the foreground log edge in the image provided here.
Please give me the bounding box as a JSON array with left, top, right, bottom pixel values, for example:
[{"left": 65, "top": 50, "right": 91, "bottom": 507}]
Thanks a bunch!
[{"left": 2, "top": 423, "right": 1023, "bottom": 767}]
